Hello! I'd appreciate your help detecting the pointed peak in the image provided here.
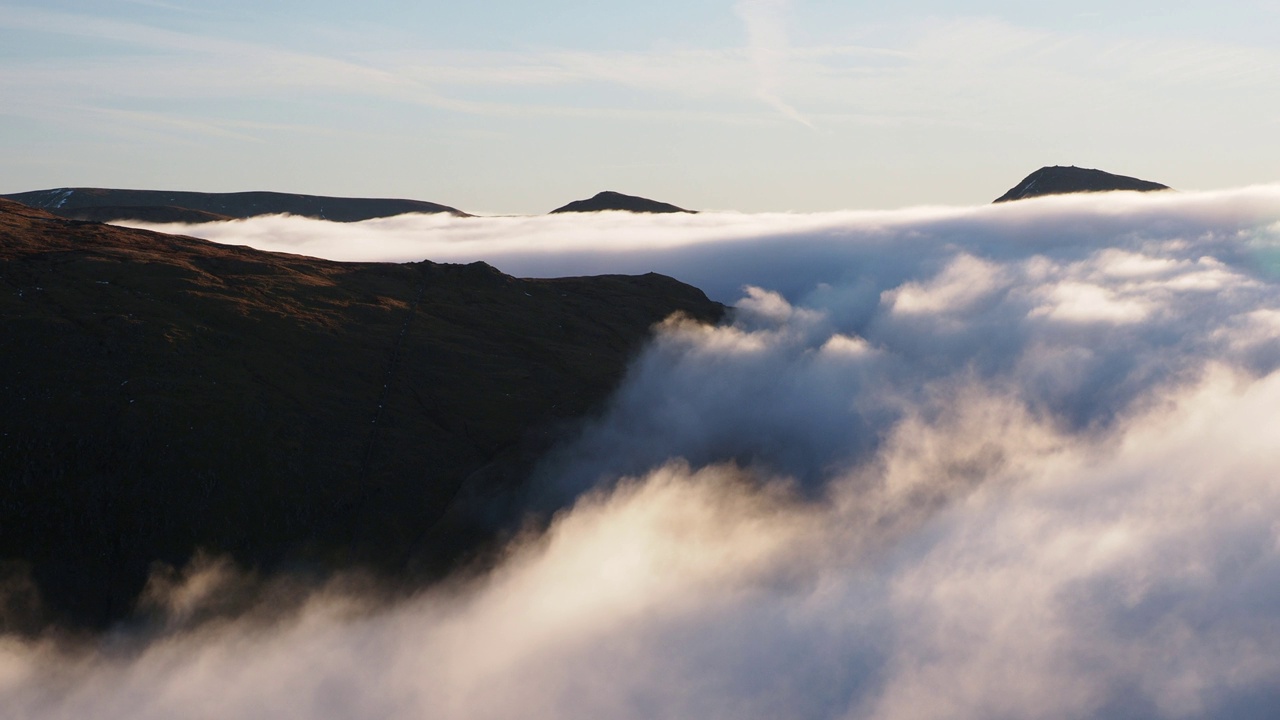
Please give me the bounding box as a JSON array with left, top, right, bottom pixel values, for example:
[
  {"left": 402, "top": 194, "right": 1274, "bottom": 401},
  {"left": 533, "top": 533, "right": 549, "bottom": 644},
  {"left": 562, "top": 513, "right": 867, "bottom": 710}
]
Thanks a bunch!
[
  {"left": 994, "top": 166, "right": 1170, "bottom": 203},
  {"left": 550, "top": 191, "right": 694, "bottom": 214}
]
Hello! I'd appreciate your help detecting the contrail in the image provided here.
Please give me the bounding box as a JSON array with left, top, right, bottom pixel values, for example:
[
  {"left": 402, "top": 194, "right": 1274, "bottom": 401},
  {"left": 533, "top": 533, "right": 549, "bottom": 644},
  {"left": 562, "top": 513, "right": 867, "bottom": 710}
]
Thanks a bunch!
[{"left": 736, "top": 0, "right": 813, "bottom": 127}]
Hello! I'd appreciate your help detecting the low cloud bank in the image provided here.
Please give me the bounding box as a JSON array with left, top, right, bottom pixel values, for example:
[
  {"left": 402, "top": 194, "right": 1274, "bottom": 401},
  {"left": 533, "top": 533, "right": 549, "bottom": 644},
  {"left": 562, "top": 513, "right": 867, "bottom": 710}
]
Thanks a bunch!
[
  {"left": 124, "top": 184, "right": 1280, "bottom": 302},
  {"left": 8, "top": 189, "right": 1280, "bottom": 719}
]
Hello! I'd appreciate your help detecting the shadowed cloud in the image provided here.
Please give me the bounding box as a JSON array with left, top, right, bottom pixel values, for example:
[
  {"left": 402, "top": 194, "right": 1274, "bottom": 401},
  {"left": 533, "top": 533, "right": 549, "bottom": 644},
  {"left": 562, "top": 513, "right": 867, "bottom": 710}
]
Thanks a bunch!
[{"left": 6, "top": 187, "right": 1280, "bottom": 719}]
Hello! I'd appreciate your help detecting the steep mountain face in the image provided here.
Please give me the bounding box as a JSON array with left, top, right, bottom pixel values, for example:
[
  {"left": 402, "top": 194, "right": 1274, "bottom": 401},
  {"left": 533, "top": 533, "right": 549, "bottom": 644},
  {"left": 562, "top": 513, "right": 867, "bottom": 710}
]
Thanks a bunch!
[
  {"left": 0, "top": 188, "right": 468, "bottom": 223},
  {"left": 994, "top": 166, "right": 1170, "bottom": 203},
  {"left": 550, "top": 191, "right": 694, "bottom": 214},
  {"left": 0, "top": 199, "right": 723, "bottom": 629}
]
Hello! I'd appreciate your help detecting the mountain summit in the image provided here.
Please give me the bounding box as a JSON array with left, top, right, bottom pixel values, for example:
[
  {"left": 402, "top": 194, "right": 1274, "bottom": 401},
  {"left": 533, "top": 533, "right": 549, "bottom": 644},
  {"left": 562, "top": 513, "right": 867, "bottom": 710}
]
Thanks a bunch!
[
  {"left": 550, "top": 191, "right": 693, "bottom": 214},
  {"left": 994, "top": 166, "right": 1170, "bottom": 203}
]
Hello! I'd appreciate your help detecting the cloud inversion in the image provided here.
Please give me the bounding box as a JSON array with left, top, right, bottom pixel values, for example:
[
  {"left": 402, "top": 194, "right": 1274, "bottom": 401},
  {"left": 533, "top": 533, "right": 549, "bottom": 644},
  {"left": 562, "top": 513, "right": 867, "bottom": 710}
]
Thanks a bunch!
[{"left": 8, "top": 188, "right": 1280, "bottom": 719}]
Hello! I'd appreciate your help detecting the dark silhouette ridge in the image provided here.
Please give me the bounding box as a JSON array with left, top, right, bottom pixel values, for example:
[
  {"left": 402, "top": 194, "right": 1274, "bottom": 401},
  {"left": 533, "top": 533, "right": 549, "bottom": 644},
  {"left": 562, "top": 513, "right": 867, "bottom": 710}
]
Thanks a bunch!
[
  {"left": 550, "top": 191, "right": 694, "bottom": 214},
  {"left": 58, "top": 205, "right": 235, "bottom": 224},
  {"left": 0, "top": 198, "right": 724, "bottom": 630},
  {"left": 994, "top": 166, "right": 1170, "bottom": 203},
  {"left": 0, "top": 187, "right": 468, "bottom": 223}
]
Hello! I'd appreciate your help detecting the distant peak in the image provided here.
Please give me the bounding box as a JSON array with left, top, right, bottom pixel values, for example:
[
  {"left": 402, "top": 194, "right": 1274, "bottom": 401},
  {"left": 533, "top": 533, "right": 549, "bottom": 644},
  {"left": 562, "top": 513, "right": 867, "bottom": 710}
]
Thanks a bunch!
[
  {"left": 550, "top": 191, "right": 694, "bottom": 214},
  {"left": 994, "top": 166, "right": 1170, "bottom": 203}
]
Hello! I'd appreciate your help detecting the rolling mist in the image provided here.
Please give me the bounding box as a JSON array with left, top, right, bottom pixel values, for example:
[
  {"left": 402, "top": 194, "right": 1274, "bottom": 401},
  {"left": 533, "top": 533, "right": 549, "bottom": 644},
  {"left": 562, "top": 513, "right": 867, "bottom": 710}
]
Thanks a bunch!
[{"left": 7, "top": 188, "right": 1280, "bottom": 719}]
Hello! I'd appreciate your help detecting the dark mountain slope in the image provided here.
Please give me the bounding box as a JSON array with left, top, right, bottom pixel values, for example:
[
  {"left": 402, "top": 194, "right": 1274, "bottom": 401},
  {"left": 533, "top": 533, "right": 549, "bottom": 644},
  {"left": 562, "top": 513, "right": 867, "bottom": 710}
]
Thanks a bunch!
[
  {"left": 551, "top": 190, "right": 693, "bottom": 214},
  {"left": 994, "top": 166, "right": 1170, "bottom": 203},
  {"left": 53, "top": 205, "right": 235, "bottom": 224},
  {"left": 1, "top": 187, "right": 467, "bottom": 223},
  {"left": 0, "top": 199, "right": 723, "bottom": 629}
]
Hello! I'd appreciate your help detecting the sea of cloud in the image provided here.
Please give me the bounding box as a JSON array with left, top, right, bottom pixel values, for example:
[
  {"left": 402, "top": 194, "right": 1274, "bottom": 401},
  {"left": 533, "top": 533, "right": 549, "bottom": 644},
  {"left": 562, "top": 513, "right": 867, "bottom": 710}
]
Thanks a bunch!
[{"left": 6, "top": 188, "right": 1280, "bottom": 719}]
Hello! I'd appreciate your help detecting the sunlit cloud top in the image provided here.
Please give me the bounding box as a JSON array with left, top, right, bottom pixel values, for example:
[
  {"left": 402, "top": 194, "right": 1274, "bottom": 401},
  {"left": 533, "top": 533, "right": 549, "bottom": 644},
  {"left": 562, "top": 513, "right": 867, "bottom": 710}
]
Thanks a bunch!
[{"left": 7, "top": 182, "right": 1280, "bottom": 720}]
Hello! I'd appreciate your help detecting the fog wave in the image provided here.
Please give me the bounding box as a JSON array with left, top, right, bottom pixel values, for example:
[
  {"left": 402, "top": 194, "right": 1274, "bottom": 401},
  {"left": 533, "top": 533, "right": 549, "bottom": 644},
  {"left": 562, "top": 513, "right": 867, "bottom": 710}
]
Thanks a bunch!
[{"left": 8, "top": 188, "right": 1280, "bottom": 719}]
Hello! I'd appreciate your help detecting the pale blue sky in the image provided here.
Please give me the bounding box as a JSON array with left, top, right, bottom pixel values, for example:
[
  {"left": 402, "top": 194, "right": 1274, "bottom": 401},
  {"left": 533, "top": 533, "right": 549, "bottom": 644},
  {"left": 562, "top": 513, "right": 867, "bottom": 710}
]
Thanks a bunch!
[{"left": 2, "top": 1, "right": 1277, "bottom": 213}]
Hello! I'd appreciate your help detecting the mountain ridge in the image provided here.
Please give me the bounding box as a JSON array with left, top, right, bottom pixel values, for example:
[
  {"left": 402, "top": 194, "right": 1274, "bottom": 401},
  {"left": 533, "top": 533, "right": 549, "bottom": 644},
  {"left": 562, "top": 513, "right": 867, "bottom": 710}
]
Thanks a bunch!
[
  {"left": 0, "top": 187, "right": 468, "bottom": 223},
  {"left": 994, "top": 166, "right": 1170, "bottom": 203},
  {"left": 0, "top": 198, "right": 723, "bottom": 630}
]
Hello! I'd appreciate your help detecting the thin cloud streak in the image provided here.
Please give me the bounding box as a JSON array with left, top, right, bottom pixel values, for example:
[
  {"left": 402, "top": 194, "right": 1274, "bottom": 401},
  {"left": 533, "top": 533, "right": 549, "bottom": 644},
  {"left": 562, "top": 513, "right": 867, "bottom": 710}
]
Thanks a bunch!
[
  {"left": 14, "top": 7, "right": 1275, "bottom": 135},
  {"left": 735, "top": 0, "right": 813, "bottom": 126}
]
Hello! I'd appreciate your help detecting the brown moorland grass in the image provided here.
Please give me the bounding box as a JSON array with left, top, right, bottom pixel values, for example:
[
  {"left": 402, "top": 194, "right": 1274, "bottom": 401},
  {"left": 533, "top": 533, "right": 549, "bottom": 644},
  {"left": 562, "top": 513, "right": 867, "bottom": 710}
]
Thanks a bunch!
[{"left": 0, "top": 199, "right": 724, "bottom": 629}]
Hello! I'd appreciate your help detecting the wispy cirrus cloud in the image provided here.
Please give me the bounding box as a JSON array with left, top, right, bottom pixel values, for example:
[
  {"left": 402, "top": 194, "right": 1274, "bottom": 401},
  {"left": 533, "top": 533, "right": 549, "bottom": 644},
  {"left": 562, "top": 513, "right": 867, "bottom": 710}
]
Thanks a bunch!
[
  {"left": 734, "top": 0, "right": 812, "bottom": 126},
  {"left": 4, "top": 5, "right": 1279, "bottom": 140},
  {"left": 3, "top": 3, "right": 1279, "bottom": 210}
]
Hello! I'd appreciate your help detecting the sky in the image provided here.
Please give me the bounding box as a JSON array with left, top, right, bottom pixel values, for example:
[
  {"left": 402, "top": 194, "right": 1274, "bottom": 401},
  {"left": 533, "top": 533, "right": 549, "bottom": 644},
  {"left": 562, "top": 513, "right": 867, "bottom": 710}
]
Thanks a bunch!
[
  {"left": 1, "top": 0, "right": 1278, "bottom": 213},
  {"left": 7, "top": 4, "right": 1280, "bottom": 713},
  {"left": 7, "top": 188, "right": 1280, "bottom": 719}
]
